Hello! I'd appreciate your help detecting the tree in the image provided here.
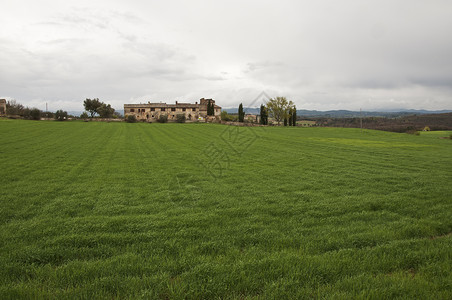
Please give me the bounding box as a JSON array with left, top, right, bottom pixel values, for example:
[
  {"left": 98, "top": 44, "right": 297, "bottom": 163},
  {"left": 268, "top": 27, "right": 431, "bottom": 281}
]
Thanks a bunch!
[
  {"left": 55, "top": 110, "right": 68, "bottom": 121},
  {"left": 287, "top": 109, "right": 292, "bottom": 126},
  {"left": 266, "top": 97, "right": 294, "bottom": 125},
  {"left": 263, "top": 105, "right": 269, "bottom": 125},
  {"left": 284, "top": 117, "right": 288, "bottom": 126},
  {"left": 221, "top": 110, "right": 232, "bottom": 121},
  {"left": 207, "top": 100, "right": 215, "bottom": 116},
  {"left": 80, "top": 112, "right": 89, "bottom": 119},
  {"left": 238, "top": 103, "right": 245, "bottom": 122},
  {"left": 210, "top": 101, "right": 216, "bottom": 116},
  {"left": 6, "top": 100, "right": 25, "bottom": 115},
  {"left": 97, "top": 103, "right": 115, "bottom": 118},
  {"left": 211, "top": 101, "right": 215, "bottom": 116},
  {"left": 83, "top": 98, "right": 102, "bottom": 117},
  {"left": 260, "top": 104, "right": 266, "bottom": 125},
  {"left": 291, "top": 106, "right": 297, "bottom": 126}
]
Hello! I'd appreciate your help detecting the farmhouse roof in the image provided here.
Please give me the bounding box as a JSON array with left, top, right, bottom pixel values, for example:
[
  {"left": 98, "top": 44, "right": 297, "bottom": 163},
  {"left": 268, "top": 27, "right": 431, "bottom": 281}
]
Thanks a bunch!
[{"left": 124, "top": 101, "right": 221, "bottom": 109}]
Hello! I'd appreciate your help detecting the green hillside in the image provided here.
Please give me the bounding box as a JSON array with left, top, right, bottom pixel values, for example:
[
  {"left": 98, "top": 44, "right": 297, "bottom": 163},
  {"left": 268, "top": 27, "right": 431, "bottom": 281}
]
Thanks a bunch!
[{"left": 1, "top": 119, "right": 451, "bottom": 299}]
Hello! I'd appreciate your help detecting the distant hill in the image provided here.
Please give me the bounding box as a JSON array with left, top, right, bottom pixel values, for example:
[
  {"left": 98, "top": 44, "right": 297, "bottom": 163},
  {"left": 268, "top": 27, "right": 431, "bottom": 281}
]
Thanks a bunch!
[
  {"left": 222, "top": 108, "right": 452, "bottom": 118},
  {"left": 312, "top": 112, "right": 452, "bottom": 132},
  {"left": 68, "top": 107, "right": 451, "bottom": 118},
  {"left": 68, "top": 110, "right": 125, "bottom": 117}
]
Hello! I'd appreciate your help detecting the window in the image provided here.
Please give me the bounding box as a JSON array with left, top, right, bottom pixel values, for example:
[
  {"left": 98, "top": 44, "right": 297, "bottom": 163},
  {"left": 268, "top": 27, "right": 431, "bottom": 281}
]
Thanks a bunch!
[
  {"left": 192, "top": 108, "right": 196, "bottom": 111},
  {"left": 130, "top": 109, "right": 135, "bottom": 112},
  {"left": 151, "top": 108, "right": 155, "bottom": 111},
  {"left": 171, "top": 107, "right": 176, "bottom": 111},
  {"left": 182, "top": 108, "right": 186, "bottom": 112},
  {"left": 161, "top": 108, "right": 165, "bottom": 111}
]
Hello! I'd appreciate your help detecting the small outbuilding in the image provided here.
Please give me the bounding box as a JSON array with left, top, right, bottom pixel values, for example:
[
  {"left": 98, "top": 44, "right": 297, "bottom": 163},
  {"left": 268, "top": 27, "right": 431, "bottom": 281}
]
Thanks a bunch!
[{"left": 0, "top": 99, "right": 6, "bottom": 116}]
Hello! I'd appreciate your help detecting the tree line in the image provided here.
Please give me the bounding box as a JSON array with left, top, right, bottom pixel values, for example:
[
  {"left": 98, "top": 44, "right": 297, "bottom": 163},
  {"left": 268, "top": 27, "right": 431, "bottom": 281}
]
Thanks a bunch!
[
  {"left": 222, "top": 97, "right": 297, "bottom": 126},
  {"left": 313, "top": 112, "right": 452, "bottom": 132},
  {"left": 3, "top": 98, "right": 120, "bottom": 121},
  {"left": 5, "top": 100, "right": 69, "bottom": 121}
]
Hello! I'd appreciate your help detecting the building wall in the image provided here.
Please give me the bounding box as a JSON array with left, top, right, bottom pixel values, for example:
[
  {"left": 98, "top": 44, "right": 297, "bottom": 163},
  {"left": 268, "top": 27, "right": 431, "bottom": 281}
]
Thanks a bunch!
[
  {"left": 0, "top": 99, "right": 6, "bottom": 115},
  {"left": 124, "top": 99, "right": 221, "bottom": 122}
]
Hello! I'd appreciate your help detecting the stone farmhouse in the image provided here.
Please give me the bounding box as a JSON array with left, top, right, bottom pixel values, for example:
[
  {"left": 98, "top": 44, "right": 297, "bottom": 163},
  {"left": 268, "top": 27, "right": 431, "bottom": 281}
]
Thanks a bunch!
[
  {"left": 0, "top": 99, "right": 6, "bottom": 116},
  {"left": 124, "top": 98, "right": 221, "bottom": 122}
]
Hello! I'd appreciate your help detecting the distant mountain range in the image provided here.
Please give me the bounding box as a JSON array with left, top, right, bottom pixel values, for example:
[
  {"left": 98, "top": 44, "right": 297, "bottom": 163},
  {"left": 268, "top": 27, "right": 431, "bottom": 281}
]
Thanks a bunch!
[
  {"left": 223, "top": 108, "right": 452, "bottom": 118},
  {"left": 67, "top": 108, "right": 452, "bottom": 118}
]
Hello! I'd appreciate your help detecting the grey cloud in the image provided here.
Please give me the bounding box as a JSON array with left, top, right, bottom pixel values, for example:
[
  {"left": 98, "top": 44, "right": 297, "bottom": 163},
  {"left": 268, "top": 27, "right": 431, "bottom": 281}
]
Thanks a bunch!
[
  {"left": 2, "top": 1, "right": 452, "bottom": 111},
  {"left": 409, "top": 77, "right": 452, "bottom": 88},
  {"left": 246, "top": 61, "right": 284, "bottom": 72}
]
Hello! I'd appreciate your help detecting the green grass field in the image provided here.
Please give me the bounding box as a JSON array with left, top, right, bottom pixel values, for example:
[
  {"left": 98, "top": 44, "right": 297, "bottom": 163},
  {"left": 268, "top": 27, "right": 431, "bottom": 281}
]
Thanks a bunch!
[{"left": 1, "top": 119, "right": 451, "bottom": 299}]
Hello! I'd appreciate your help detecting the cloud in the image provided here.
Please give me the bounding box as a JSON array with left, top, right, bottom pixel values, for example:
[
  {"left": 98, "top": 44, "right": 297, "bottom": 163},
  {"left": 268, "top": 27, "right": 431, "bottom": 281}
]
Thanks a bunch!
[
  {"left": 1, "top": 0, "right": 452, "bottom": 111},
  {"left": 246, "top": 61, "right": 284, "bottom": 72}
]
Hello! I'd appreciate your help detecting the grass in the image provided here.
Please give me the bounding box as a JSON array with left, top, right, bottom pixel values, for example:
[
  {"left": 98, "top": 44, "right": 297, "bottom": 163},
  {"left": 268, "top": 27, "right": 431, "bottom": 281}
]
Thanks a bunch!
[{"left": 0, "top": 119, "right": 451, "bottom": 299}]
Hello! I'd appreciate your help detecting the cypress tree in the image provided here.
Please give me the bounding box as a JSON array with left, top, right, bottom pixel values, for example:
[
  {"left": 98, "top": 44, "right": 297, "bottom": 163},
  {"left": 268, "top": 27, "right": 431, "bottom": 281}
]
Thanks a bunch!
[
  {"left": 284, "top": 117, "right": 288, "bottom": 126},
  {"left": 208, "top": 100, "right": 215, "bottom": 116},
  {"left": 288, "top": 108, "right": 293, "bottom": 126},
  {"left": 238, "top": 103, "right": 244, "bottom": 122},
  {"left": 260, "top": 104, "right": 265, "bottom": 125},
  {"left": 292, "top": 106, "right": 297, "bottom": 126},
  {"left": 265, "top": 107, "right": 268, "bottom": 125}
]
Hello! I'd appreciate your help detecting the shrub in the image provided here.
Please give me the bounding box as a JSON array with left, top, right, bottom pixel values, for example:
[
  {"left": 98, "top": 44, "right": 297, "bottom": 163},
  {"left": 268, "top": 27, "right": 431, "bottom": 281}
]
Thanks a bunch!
[
  {"left": 406, "top": 130, "right": 420, "bottom": 136},
  {"left": 24, "top": 108, "right": 41, "bottom": 120},
  {"left": 221, "top": 111, "right": 233, "bottom": 121},
  {"left": 126, "top": 115, "right": 137, "bottom": 123},
  {"left": 423, "top": 126, "right": 430, "bottom": 131},
  {"left": 54, "top": 110, "right": 68, "bottom": 121},
  {"left": 450, "top": 133, "right": 452, "bottom": 140},
  {"left": 80, "top": 112, "right": 89, "bottom": 119},
  {"left": 406, "top": 129, "right": 419, "bottom": 135},
  {"left": 176, "top": 114, "right": 186, "bottom": 123},
  {"left": 157, "top": 115, "right": 168, "bottom": 123}
]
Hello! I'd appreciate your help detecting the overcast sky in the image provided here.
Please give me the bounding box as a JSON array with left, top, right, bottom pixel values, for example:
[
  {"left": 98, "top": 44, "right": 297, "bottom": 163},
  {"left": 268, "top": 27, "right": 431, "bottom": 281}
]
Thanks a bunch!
[{"left": 2, "top": 0, "right": 452, "bottom": 111}]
